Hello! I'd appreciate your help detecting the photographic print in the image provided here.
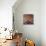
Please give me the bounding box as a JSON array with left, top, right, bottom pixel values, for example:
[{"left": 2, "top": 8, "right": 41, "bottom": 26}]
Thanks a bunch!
[{"left": 23, "top": 14, "right": 34, "bottom": 25}]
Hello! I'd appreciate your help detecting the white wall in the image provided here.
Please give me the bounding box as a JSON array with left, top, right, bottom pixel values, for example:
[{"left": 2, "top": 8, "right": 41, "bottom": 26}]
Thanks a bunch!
[
  {"left": 41, "top": 0, "right": 46, "bottom": 46},
  {"left": 13, "top": 0, "right": 41, "bottom": 46},
  {"left": 0, "top": 0, "right": 16, "bottom": 29}
]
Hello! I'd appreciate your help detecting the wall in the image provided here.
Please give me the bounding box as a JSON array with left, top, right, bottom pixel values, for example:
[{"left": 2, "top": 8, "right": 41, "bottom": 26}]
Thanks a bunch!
[
  {"left": 41, "top": 0, "right": 46, "bottom": 46},
  {"left": 13, "top": 0, "right": 41, "bottom": 46},
  {"left": 0, "top": 0, "right": 16, "bottom": 30}
]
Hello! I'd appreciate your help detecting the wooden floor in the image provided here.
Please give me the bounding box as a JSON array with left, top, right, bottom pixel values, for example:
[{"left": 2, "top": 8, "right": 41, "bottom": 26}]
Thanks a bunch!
[{"left": 0, "top": 39, "right": 16, "bottom": 46}]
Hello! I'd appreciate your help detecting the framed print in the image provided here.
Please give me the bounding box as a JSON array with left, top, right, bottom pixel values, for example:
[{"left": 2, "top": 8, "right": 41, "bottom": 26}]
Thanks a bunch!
[{"left": 23, "top": 14, "right": 34, "bottom": 25}]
